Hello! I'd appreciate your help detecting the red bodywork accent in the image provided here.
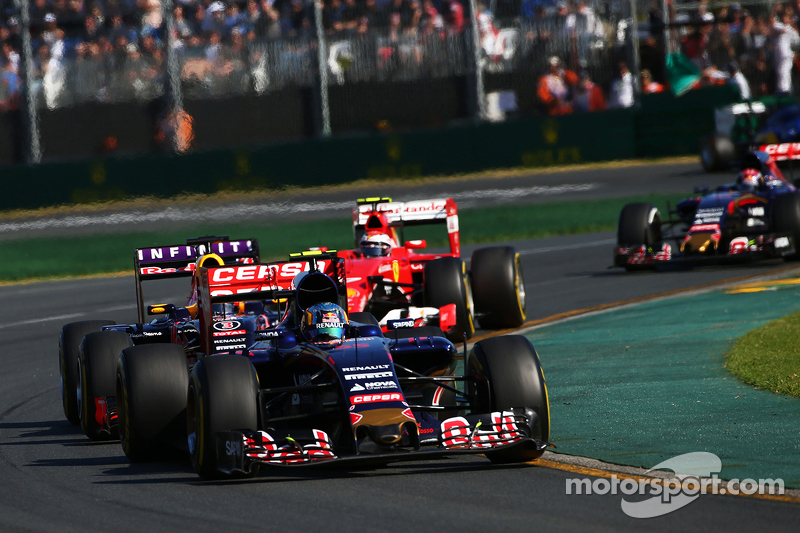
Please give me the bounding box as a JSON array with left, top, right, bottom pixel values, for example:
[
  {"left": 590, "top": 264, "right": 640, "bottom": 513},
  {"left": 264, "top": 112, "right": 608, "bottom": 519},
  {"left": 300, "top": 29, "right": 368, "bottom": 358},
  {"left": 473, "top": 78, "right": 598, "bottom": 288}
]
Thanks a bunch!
[
  {"left": 438, "top": 303, "right": 457, "bottom": 332},
  {"left": 95, "top": 398, "right": 107, "bottom": 426}
]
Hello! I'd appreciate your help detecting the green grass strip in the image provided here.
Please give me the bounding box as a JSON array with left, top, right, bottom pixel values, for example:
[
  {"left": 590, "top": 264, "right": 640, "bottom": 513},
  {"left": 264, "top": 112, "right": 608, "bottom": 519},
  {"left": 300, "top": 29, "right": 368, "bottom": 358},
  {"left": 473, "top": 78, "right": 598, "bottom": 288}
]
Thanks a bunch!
[
  {"left": 726, "top": 311, "right": 800, "bottom": 398},
  {"left": 0, "top": 193, "right": 686, "bottom": 282}
]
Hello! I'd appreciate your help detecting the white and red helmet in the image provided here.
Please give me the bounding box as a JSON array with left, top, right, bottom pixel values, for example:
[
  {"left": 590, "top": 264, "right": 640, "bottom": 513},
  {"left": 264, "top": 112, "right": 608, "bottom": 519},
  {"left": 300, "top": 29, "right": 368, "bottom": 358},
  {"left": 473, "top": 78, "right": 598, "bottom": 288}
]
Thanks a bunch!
[
  {"left": 737, "top": 168, "right": 765, "bottom": 190},
  {"left": 359, "top": 233, "right": 396, "bottom": 257}
]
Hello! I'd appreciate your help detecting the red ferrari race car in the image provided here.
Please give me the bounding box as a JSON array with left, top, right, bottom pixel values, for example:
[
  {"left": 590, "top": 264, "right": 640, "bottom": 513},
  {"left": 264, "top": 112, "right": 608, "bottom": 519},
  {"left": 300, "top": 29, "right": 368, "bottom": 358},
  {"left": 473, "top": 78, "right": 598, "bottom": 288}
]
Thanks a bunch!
[{"left": 336, "top": 197, "right": 526, "bottom": 340}]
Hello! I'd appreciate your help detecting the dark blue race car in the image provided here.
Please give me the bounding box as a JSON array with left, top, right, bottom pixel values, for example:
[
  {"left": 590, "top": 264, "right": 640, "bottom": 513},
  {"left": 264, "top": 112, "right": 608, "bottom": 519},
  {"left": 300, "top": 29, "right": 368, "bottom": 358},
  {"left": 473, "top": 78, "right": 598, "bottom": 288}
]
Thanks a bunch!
[
  {"left": 111, "top": 251, "right": 552, "bottom": 479},
  {"left": 616, "top": 151, "right": 800, "bottom": 269}
]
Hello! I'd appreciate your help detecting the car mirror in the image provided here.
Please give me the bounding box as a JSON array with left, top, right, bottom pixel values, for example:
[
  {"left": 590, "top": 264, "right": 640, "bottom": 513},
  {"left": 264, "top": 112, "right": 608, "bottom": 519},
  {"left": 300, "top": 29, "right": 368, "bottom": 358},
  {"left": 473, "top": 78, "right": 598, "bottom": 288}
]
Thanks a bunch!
[{"left": 405, "top": 240, "right": 427, "bottom": 249}]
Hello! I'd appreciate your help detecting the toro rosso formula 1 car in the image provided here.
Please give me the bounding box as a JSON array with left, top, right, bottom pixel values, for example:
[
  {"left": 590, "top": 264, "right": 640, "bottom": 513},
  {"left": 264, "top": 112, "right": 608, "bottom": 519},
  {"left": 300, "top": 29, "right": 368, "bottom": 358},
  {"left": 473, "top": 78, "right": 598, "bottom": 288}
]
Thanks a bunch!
[
  {"left": 111, "top": 251, "right": 551, "bottom": 479},
  {"left": 615, "top": 151, "right": 800, "bottom": 270},
  {"left": 337, "top": 197, "right": 527, "bottom": 340},
  {"left": 58, "top": 236, "right": 265, "bottom": 440}
]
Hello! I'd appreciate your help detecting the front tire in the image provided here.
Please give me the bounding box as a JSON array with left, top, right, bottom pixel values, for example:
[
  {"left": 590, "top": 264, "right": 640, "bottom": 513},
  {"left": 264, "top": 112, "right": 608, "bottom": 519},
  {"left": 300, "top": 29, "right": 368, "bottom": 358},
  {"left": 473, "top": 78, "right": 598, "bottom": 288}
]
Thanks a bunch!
[
  {"left": 773, "top": 192, "right": 800, "bottom": 260},
  {"left": 187, "top": 355, "right": 259, "bottom": 480},
  {"left": 424, "top": 257, "right": 475, "bottom": 341},
  {"left": 470, "top": 246, "right": 526, "bottom": 329},
  {"left": 466, "top": 335, "right": 549, "bottom": 463},
  {"left": 116, "top": 344, "right": 189, "bottom": 461},
  {"left": 78, "top": 331, "right": 131, "bottom": 440},
  {"left": 59, "top": 320, "right": 115, "bottom": 425},
  {"left": 617, "top": 203, "right": 662, "bottom": 272}
]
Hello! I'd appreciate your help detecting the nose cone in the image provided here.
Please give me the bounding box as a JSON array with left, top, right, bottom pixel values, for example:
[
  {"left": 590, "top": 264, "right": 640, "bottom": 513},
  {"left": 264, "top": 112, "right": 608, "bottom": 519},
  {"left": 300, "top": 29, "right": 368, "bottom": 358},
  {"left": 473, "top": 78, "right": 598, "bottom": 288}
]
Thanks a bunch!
[{"left": 369, "top": 423, "right": 402, "bottom": 445}]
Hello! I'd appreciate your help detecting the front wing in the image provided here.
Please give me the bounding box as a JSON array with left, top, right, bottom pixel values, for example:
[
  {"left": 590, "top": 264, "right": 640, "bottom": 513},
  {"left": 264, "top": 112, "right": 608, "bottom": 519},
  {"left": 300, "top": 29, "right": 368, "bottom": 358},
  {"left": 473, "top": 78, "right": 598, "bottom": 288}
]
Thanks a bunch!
[
  {"left": 615, "top": 234, "right": 796, "bottom": 268},
  {"left": 214, "top": 411, "right": 549, "bottom": 475}
]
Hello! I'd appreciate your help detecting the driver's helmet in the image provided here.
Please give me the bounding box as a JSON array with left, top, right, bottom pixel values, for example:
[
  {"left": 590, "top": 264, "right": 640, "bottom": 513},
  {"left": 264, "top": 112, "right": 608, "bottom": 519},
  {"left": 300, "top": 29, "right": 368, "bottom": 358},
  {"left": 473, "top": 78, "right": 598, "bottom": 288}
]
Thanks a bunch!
[
  {"left": 737, "top": 168, "right": 766, "bottom": 191},
  {"left": 359, "top": 233, "right": 395, "bottom": 257},
  {"left": 212, "top": 302, "right": 239, "bottom": 317},
  {"left": 302, "top": 302, "right": 348, "bottom": 346}
]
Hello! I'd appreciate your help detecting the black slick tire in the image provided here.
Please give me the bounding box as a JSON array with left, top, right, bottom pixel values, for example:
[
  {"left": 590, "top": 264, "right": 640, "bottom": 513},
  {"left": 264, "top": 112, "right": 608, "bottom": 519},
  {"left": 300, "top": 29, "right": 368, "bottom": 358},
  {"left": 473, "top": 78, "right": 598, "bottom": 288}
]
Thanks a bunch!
[
  {"left": 700, "top": 134, "right": 735, "bottom": 172},
  {"left": 424, "top": 257, "right": 475, "bottom": 341},
  {"left": 466, "top": 335, "right": 549, "bottom": 463},
  {"left": 59, "top": 320, "right": 115, "bottom": 425},
  {"left": 187, "top": 355, "right": 258, "bottom": 480},
  {"left": 116, "top": 344, "right": 189, "bottom": 461},
  {"left": 78, "top": 331, "right": 131, "bottom": 440},
  {"left": 773, "top": 192, "right": 800, "bottom": 260},
  {"left": 617, "top": 203, "right": 662, "bottom": 272},
  {"left": 470, "top": 246, "right": 526, "bottom": 329}
]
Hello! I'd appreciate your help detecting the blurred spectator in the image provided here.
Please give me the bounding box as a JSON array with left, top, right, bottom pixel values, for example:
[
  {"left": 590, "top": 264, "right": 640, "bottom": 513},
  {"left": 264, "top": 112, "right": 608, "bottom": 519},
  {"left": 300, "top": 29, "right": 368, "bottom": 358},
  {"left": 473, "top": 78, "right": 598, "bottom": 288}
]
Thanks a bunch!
[
  {"left": 609, "top": 61, "right": 634, "bottom": 108},
  {"left": 82, "top": 14, "right": 104, "bottom": 43},
  {"left": 640, "top": 68, "right": 664, "bottom": 94},
  {"left": 573, "top": 70, "right": 605, "bottom": 112},
  {"left": 324, "top": 0, "right": 346, "bottom": 36},
  {"left": 174, "top": 6, "right": 195, "bottom": 40},
  {"left": 683, "top": 12, "right": 713, "bottom": 70},
  {"left": 442, "top": 0, "right": 464, "bottom": 35},
  {"left": 727, "top": 60, "right": 751, "bottom": 100},
  {"left": 772, "top": 9, "right": 799, "bottom": 94},
  {"left": 342, "top": 0, "right": 363, "bottom": 34},
  {"left": 537, "top": 55, "right": 577, "bottom": 115},
  {"left": 224, "top": 2, "right": 247, "bottom": 36},
  {"left": 0, "top": 58, "right": 21, "bottom": 111},
  {"left": 255, "top": 0, "right": 282, "bottom": 40},
  {"left": 203, "top": 2, "right": 228, "bottom": 36}
]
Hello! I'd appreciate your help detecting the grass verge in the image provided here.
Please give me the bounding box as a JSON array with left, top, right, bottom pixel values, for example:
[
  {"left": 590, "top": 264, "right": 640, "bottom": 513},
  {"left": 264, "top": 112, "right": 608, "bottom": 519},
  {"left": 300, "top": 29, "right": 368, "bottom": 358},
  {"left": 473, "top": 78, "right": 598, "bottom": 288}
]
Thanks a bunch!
[
  {"left": 0, "top": 193, "right": 686, "bottom": 282},
  {"left": 726, "top": 312, "right": 800, "bottom": 398}
]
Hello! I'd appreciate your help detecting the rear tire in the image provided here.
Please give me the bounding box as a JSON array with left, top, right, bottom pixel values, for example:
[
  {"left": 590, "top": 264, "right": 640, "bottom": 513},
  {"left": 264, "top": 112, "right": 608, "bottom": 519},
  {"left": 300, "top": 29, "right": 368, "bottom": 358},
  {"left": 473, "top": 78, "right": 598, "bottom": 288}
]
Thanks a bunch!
[
  {"left": 424, "top": 257, "right": 474, "bottom": 341},
  {"left": 470, "top": 246, "right": 526, "bottom": 329},
  {"left": 59, "top": 320, "right": 115, "bottom": 425},
  {"left": 78, "top": 331, "right": 131, "bottom": 440},
  {"left": 773, "top": 192, "right": 800, "bottom": 260},
  {"left": 700, "top": 134, "right": 735, "bottom": 172},
  {"left": 116, "top": 344, "right": 189, "bottom": 461},
  {"left": 187, "top": 355, "right": 259, "bottom": 480},
  {"left": 466, "top": 335, "right": 549, "bottom": 463}
]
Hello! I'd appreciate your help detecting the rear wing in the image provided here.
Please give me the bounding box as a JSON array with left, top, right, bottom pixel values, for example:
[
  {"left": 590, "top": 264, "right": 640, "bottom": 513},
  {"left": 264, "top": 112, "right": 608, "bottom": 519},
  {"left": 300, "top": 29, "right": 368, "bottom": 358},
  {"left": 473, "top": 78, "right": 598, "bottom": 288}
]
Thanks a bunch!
[
  {"left": 352, "top": 197, "right": 460, "bottom": 255},
  {"left": 134, "top": 236, "right": 260, "bottom": 322},
  {"left": 195, "top": 251, "right": 346, "bottom": 355},
  {"left": 757, "top": 143, "right": 800, "bottom": 162}
]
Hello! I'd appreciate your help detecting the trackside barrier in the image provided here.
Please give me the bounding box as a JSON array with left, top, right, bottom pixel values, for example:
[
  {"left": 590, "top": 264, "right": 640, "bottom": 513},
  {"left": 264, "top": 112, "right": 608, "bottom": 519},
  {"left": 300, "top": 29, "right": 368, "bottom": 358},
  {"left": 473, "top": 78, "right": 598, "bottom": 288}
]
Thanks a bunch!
[{"left": 0, "top": 86, "right": 741, "bottom": 212}]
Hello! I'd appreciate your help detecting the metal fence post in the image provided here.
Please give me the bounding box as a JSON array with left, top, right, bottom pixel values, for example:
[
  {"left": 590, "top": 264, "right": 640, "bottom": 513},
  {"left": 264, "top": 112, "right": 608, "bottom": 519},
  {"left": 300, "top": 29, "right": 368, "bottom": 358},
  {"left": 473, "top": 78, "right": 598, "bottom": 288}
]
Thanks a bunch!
[
  {"left": 19, "top": 0, "right": 41, "bottom": 164},
  {"left": 314, "top": 0, "right": 331, "bottom": 137},
  {"left": 161, "top": 0, "right": 187, "bottom": 153},
  {"left": 467, "top": 0, "right": 486, "bottom": 121},
  {"left": 630, "top": 0, "right": 641, "bottom": 107}
]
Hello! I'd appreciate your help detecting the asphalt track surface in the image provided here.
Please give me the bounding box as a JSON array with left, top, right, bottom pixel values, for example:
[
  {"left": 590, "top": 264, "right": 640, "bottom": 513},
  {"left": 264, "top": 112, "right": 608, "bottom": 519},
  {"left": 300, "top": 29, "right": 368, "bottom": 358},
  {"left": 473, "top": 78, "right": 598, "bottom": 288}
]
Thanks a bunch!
[{"left": 1, "top": 161, "right": 799, "bottom": 532}]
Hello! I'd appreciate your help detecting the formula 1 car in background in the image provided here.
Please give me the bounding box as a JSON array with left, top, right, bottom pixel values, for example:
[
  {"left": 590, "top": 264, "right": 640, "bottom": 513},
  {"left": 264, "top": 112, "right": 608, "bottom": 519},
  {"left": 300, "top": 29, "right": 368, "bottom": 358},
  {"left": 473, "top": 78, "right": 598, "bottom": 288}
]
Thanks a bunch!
[
  {"left": 337, "top": 197, "right": 527, "bottom": 340},
  {"left": 615, "top": 151, "right": 800, "bottom": 270},
  {"left": 112, "top": 252, "right": 550, "bottom": 479},
  {"left": 701, "top": 99, "right": 800, "bottom": 174},
  {"left": 58, "top": 236, "right": 263, "bottom": 440}
]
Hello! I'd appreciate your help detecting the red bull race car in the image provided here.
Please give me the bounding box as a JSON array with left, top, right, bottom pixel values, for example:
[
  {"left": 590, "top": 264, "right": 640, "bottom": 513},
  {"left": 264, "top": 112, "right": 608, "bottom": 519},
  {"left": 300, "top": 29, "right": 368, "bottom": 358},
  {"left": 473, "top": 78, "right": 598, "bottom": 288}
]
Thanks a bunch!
[
  {"left": 337, "top": 197, "right": 527, "bottom": 340},
  {"left": 109, "top": 251, "right": 551, "bottom": 479},
  {"left": 58, "top": 236, "right": 265, "bottom": 441},
  {"left": 615, "top": 151, "right": 800, "bottom": 270}
]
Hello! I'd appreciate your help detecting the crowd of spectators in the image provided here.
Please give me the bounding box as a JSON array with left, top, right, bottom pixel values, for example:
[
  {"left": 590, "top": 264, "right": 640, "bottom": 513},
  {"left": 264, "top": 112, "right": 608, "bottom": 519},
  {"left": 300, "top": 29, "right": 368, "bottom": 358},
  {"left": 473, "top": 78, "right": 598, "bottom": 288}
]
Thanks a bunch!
[
  {"left": 0, "top": 0, "right": 799, "bottom": 114},
  {"left": 671, "top": 1, "right": 800, "bottom": 99}
]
